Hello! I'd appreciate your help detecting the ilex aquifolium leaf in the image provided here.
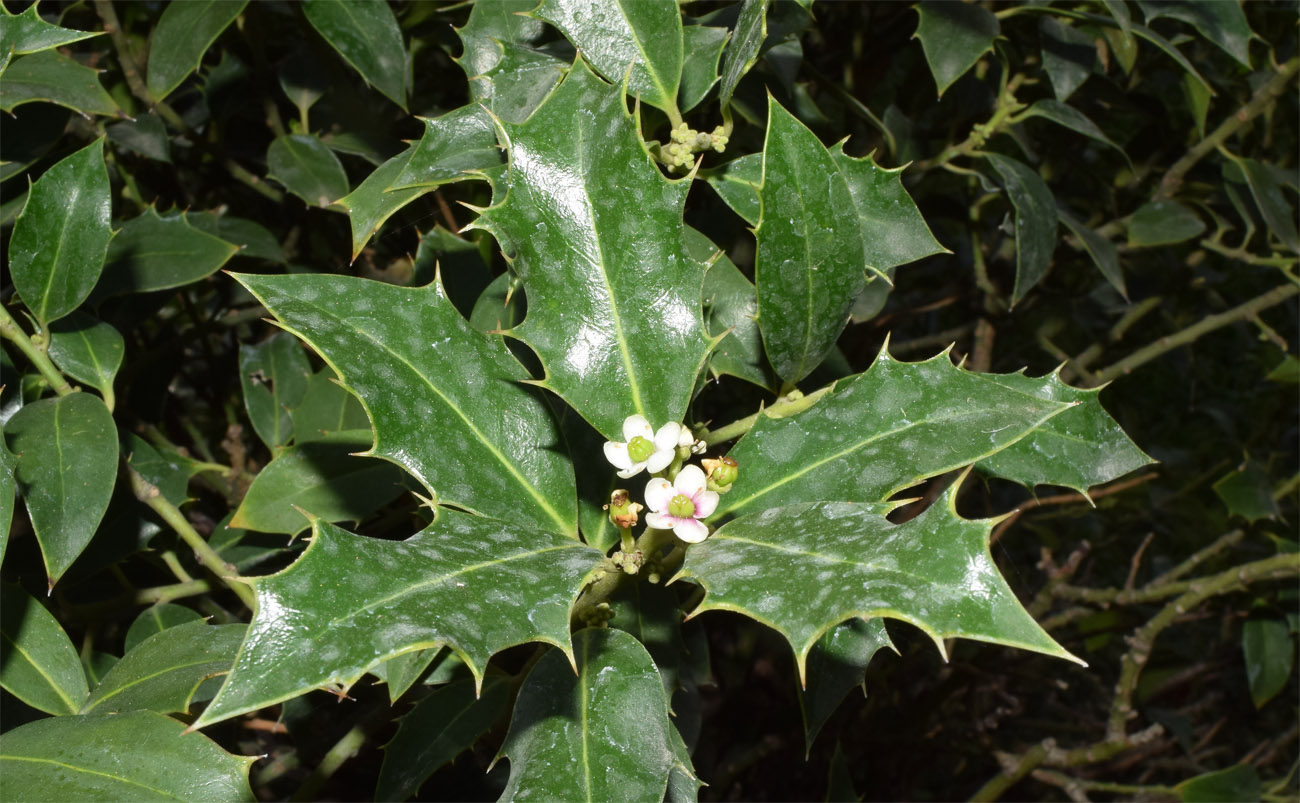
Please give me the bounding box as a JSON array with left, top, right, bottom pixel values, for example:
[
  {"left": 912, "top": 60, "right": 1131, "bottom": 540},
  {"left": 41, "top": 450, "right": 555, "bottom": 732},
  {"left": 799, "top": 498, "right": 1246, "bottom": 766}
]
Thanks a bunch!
[
  {"left": 473, "top": 59, "right": 713, "bottom": 440},
  {"left": 193, "top": 512, "right": 603, "bottom": 728}
]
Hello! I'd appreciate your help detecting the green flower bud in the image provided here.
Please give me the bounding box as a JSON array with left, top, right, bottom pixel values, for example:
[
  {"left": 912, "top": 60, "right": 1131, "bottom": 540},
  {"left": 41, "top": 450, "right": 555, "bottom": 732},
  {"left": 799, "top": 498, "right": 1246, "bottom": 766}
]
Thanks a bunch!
[{"left": 703, "top": 456, "right": 739, "bottom": 491}]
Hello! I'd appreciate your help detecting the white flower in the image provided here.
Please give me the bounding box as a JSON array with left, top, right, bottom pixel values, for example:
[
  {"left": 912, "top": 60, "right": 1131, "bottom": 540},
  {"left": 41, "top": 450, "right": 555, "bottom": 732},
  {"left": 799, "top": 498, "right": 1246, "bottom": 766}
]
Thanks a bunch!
[
  {"left": 603, "top": 415, "right": 682, "bottom": 479},
  {"left": 644, "top": 464, "right": 719, "bottom": 543}
]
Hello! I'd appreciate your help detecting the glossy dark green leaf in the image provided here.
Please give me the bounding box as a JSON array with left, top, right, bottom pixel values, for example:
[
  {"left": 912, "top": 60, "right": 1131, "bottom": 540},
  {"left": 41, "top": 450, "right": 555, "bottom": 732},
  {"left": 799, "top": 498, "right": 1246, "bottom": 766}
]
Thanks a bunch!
[
  {"left": 8, "top": 138, "right": 110, "bottom": 326},
  {"left": 5, "top": 394, "right": 118, "bottom": 584},
  {"left": 913, "top": 1, "right": 998, "bottom": 97},
  {"left": 1039, "top": 16, "right": 1096, "bottom": 101},
  {"left": 0, "top": 584, "right": 89, "bottom": 715},
  {"left": 712, "top": 348, "right": 1073, "bottom": 520},
  {"left": 984, "top": 153, "right": 1057, "bottom": 306},
  {"left": 377, "top": 676, "right": 511, "bottom": 801},
  {"left": 666, "top": 723, "right": 703, "bottom": 803},
  {"left": 1019, "top": 100, "right": 1127, "bottom": 163},
  {"left": 455, "top": 0, "right": 567, "bottom": 124},
  {"left": 534, "top": 0, "right": 683, "bottom": 114},
  {"left": 680, "top": 25, "right": 729, "bottom": 113},
  {"left": 277, "top": 47, "right": 327, "bottom": 120},
  {"left": 338, "top": 145, "right": 425, "bottom": 260},
  {"left": 124, "top": 604, "right": 205, "bottom": 653},
  {"left": 235, "top": 272, "right": 578, "bottom": 535},
  {"left": 391, "top": 105, "right": 502, "bottom": 192},
  {"left": 125, "top": 434, "right": 192, "bottom": 507},
  {"left": 289, "top": 370, "right": 369, "bottom": 443},
  {"left": 95, "top": 208, "right": 240, "bottom": 297},
  {"left": 230, "top": 434, "right": 406, "bottom": 535},
  {"left": 145, "top": 0, "right": 249, "bottom": 101},
  {"left": 1058, "top": 207, "right": 1126, "bottom": 298},
  {"left": 472, "top": 60, "right": 713, "bottom": 440},
  {"left": 719, "top": 0, "right": 766, "bottom": 108},
  {"left": 1127, "top": 200, "right": 1205, "bottom": 247},
  {"left": 303, "top": 0, "right": 406, "bottom": 108},
  {"left": 267, "top": 133, "right": 349, "bottom": 208},
  {"left": 0, "top": 711, "right": 256, "bottom": 802},
  {"left": 1137, "top": 0, "right": 1255, "bottom": 68},
  {"left": 46, "top": 312, "right": 123, "bottom": 397},
  {"left": 692, "top": 229, "right": 773, "bottom": 390},
  {"left": 1242, "top": 617, "right": 1293, "bottom": 709},
  {"left": 1233, "top": 156, "right": 1300, "bottom": 254},
  {"left": 105, "top": 112, "right": 171, "bottom": 163},
  {"left": 705, "top": 152, "right": 762, "bottom": 225},
  {"left": 498, "top": 629, "right": 680, "bottom": 802},
  {"left": 187, "top": 212, "right": 285, "bottom": 264},
  {"left": 82, "top": 621, "right": 245, "bottom": 715},
  {"left": 193, "top": 513, "right": 602, "bottom": 727},
  {"left": 0, "top": 50, "right": 119, "bottom": 116},
  {"left": 800, "top": 617, "right": 893, "bottom": 751},
  {"left": 239, "top": 331, "right": 312, "bottom": 451},
  {"left": 976, "top": 370, "right": 1154, "bottom": 495},
  {"left": 756, "top": 96, "right": 865, "bottom": 383},
  {"left": 209, "top": 516, "right": 298, "bottom": 575},
  {"left": 830, "top": 143, "right": 947, "bottom": 275},
  {"left": 1130, "top": 23, "right": 1213, "bottom": 97},
  {"left": 1212, "top": 458, "right": 1280, "bottom": 523},
  {"left": 0, "top": 441, "right": 14, "bottom": 563},
  {"left": 371, "top": 646, "right": 459, "bottom": 702},
  {"left": 467, "top": 272, "right": 523, "bottom": 335},
  {"left": 0, "top": 4, "right": 100, "bottom": 58},
  {"left": 609, "top": 580, "right": 686, "bottom": 697},
  {"left": 681, "top": 488, "right": 1082, "bottom": 685},
  {"left": 1175, "top": 764, "right": 1261, "bottom": 803}
]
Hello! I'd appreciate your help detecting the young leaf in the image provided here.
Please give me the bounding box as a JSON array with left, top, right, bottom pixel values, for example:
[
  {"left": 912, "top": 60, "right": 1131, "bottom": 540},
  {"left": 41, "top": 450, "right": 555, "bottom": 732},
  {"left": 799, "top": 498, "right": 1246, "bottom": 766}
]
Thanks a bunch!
[
  {"left": 267, "top": 133, "right": 350, "bottom": 208},
  {"left": 1241, "top": 617, "right": 1293, "bottom": 709},
  {"left": 975, "top": 370, "right": 1154, "bottom": 495},
  {"left": 235, "top": 272, "right": 578, "bottom": 535},
  {"left": 498, "top": 629, "right": 680, "bottom": 802},
  {"left": 81, "top": 620, "right": 246, "bottom": 715},
  {"left": 472, "top": 59, "right": 713, "bottom": 440},
  {"left": 124, "top": 603, "right": 205, "bottom": 653},
  {"left": 0, "top": 50, "right": 119, "bottom": 116},
  {"left": 680, "top": 25, "right": 729, "bottom": 113},
  {"left": 93, "top": 208, "right": 241, "bottom": 298},
  {"left": 303, "top": 0, "right": 407, "bottom": 109},
  {"left": 983, "top": 153, "right": 1057, "bottom": 306},
  {"left": 756, "top": 96, "right": 866, "bottom": 384},
  {"left": 679, "top": 487, "right": 1084, "bottom": 686},
  {"left": 376, "top": 676, "right": 511, "bottom": 801},
  {"left": 239, "top": 331, "right": 312, "bottom": 451},
  {"left": 5, "top": 394, "right": 118, "bottom": 585},
  {"left": 534, "top": 0, "right": 683, "bottom": 115},
  {"left": 0, "top": 3, "right": 102, "bottom": 57},
  {"left": 192, "top": 513, "right": 602, "bottom": 728},
  {"left": 1018, "top": 100, "right": 1128, "bottom": 165},
  {"left": 8, "top": 138, "right": 111, "bottom": 326},
  {"left": 455, "top": 0, "right": 567, "bottom": 124},
  {"left": 1212, "top": 459, "right": 1280, "bottom": 523},
  {"left": 719, "top": 0, "right": 768, "bottom": 108},
  {"left": 0, "top": 584, "right": 90, "bottom": 715},
  {"left": 1128, "top": 200, "right": 1205, "bottom": 247},
  {"left": 712, "top": 348, "right": 1073, "bottom": 521},
  {"left": 799, "top": 617, "right": 894, "bottom": 752},
  {"left": 1058, "top": 207, "right": 1126, "bottom": 298},
  {"left": 0, "top": 711, "right": 256, "bottom": 801},
  {"left": 230, "top": 434, "right": 407, "bottom": 535},
  {"left": 46, "top": 312, "right": 124, "bottom": 396},
  {"left": 913, "top": 1, "right": 999, "bottom": 97},
  {"left": 1136, "top": 0, "right": 1255, "bottom": 68},
  {"left": 145, "top": 0, "right": 249, "bottom": 102}
]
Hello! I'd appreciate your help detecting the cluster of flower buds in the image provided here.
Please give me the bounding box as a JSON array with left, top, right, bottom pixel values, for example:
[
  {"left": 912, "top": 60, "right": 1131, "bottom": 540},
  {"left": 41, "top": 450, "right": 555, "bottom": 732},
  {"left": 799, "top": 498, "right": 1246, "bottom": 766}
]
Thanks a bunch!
[
  {"left": 660, "top": 123, "right": 730, "bottom": 172},
  {"left": 579, "top": 601, "right": 615, "bottom": 627}
]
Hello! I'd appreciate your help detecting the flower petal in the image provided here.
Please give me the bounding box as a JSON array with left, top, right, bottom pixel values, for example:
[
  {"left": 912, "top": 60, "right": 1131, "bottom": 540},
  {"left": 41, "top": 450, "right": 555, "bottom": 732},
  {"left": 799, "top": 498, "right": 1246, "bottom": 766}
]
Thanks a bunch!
[
  {"left": 645, "top": 511, "right": 676, "bottom": 530},
  {"left": 693, "top": 489, "right": 720, "bottom": 519},
  {"left": 653, "top": 422, "right": 682, "bottom": 451},
  {"left": 644, "top": 477, "right": 674, "bottom": 512},
  {"left": 623, "top": 414, "right": 653, "bottom": 442},
  {"left": 645, "top": 448, "right": 674, "bottom": 474},
  {"left": 617, "top": 465, "right": 645, "bottom": 479},
  {"left": 674, "top": 464, "right": 707, "bottom": 497},
  {"left": 673, "top": 518, "right": 710, "bottom": 543},
  {"left": 603, "top": 441, "right": 634, "bottom": 471}
]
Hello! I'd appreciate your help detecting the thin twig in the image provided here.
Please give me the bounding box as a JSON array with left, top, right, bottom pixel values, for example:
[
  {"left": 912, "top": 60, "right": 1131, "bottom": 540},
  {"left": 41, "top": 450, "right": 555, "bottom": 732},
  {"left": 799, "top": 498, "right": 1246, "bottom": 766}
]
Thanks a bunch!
[
  {"left": 990, "top": 473, "right": 1157, "bottom": 543},
  {"left": 1124, "top": 533, "right": 1155, "bottom": 591}
]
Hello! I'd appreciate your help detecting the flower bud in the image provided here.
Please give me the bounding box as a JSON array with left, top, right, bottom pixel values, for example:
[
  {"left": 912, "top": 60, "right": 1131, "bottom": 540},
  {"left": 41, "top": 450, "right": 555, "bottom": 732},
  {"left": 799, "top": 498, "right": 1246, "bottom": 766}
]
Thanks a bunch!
[{"left": 702, "top": 456, "right": 739, "bottom": 491}]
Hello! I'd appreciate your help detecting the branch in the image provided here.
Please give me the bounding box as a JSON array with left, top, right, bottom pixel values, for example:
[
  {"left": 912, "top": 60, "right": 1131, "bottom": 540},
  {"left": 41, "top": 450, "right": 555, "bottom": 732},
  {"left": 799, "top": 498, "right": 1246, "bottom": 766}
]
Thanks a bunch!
[{"left": 0, "top": 305, "right": 75, "bottom": 398}]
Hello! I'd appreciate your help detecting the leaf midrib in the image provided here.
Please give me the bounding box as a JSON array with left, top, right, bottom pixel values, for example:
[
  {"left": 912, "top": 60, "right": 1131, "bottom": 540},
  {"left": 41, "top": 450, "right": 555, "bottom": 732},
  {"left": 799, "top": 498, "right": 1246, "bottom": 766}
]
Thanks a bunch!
[
  {"left": 0, "top": 755, "right": 180, "bottom": 799},
  {"left": 0, "top": 629, "right": 80, "bottom": 713}
]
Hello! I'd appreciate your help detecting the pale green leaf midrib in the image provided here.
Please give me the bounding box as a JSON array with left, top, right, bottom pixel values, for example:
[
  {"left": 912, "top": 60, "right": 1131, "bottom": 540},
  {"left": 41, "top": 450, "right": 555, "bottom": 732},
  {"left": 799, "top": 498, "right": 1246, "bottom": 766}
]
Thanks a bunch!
[
  {"left": 0, "top": 755, "right": 182, "bottom": 799},
  {"left": 612, "top": 0, "right": 677, "bottom": 108},
  {"left": 35, "top": 180, "right": 83, "bottom": 323},
  {"left": 0, "top": 631, "right": 80, "bottom": 713},
  {"left": 83, "top": 658, "right": 224, "bottom": 710},
  {"left": 580, "top": 635, "right": 593, "bottom": 803}
]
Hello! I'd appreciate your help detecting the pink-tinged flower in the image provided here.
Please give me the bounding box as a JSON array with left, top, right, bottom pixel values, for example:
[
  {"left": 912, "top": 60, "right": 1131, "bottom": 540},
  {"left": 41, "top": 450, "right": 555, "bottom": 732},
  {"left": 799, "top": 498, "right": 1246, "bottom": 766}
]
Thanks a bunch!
[
  {"left": 604, "top": 415, "right": 683, "bottom": 479},
  {"left": 644, "top": 465, "right": 719, "bottom": 543}
]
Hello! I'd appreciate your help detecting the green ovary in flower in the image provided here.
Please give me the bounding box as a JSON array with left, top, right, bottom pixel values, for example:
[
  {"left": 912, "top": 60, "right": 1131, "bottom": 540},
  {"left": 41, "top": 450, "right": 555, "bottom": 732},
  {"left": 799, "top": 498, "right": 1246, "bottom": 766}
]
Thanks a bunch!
[{"left": 644, "top": 465, "right": 718, "bottom": 543}]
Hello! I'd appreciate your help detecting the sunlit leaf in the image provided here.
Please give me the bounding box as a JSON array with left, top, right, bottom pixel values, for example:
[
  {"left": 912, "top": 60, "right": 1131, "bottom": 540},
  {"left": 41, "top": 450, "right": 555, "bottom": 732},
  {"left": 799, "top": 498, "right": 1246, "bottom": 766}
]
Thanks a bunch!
[
  {"left": 82, "top": 620, "right": 245, "bottom": 715},
  {"left": 0, "top": 584, "right": 89, "bottom": 715},
  {"left": 302, "top": 0, "right": 407, "bottom": 109},
  {"left": 145, "top": 0, "right": 249, "bottom": 102}
]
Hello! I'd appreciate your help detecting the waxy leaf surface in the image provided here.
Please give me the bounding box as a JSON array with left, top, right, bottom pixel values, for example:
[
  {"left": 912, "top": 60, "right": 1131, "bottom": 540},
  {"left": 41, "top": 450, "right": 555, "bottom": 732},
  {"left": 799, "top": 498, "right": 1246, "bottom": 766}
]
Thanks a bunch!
[
  {"left": 713, "top": 349, "right": 1073, "bottom": 520},
  {"left": 680, "top": 489, "right": 1081, "bottom": 683},
  {"left": 498, "top": 628, "right": 679, "bottom": 802},
  {"left": 5, "top": 394, "right": 118, "bottom": 584},
  {"left": 0, "top": 584, "right": 89, "bottom": 715},
  {"left": 194, "top": 513, "right": 602, "bottom": 727},
  {"left": 0, "top": 50, "right": 118, "bottom": 116},
  {"left": 267, "top": 133, "right": 349, "bottom": 208},
  {"left": 236, "top": 272, "right": 577, "bottom": 535},
  {"left": 47, "top": 312, "right": 124, "bottom": 396},
  {"left": 474, "top": 60, "right": 712, "bottom": 440},
  {"left": 145, "top": 0, "right": 249, "bottom": 101},
  {"left": 1058, "top": 207, "right": 1126, "bottom": 298},
  {"left": 680, "top": 25, "right": 729, "bottom": 113},
  {"left": 337, "top": 146, "right": 424, "bottom": 260},
  {"left": 391, "top": 104, "right": 503, "bottom": 192},
  {"left": 302, "top": 0, "right": 407, "bottom": 109},
  {"left": 81, "top": 620, "right": 245, "bottom": 715},
  {"left": 705, "top": 153, "right": 762, "bottom": 225},
  {"left": 535, "top": 0, "right": 682, "bottom": 114},
  {"left": 719, "top": 0, "right": 767, "bottom": 107},
  {"left": 288, "top": 370, "right": 370, "bottom": 442},
  {"left": 1137, "top": 0, "right": 1255, "bottom": 68},
  {"left": 0, "top": 4, "right": 101, "bottom": 57},
  {"left": 8, "top": 138, "right": 111, "bottom": 326},
  {"left": 693, "top": 228, "right": 773, "bottom": 390},
  {"left": 455, "top": 0, "right": 567, "bottom": 124},
  {"left": 94, "top": 208, "right": 239, "bottom": 298},
  {"left": 984, "top": 153, "right": 1057, "bottom": 306},
  {"left": 976, "top": 371, "right": 1154, "bottom": 494},
  {"left": 756, "top": 97, "right": 865, "bottom": 383},
  {"left": 0, "top": 711, "right": 255, "bottom": 802},
  {"left": 124, "top": 604, "right": 204, "bottom": 653},
  {"left": 914, "top": 1, "right": 999, "bottom": 96},
  {"left": 799, "top": 617, "right": 893, "bottom": 750}
]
